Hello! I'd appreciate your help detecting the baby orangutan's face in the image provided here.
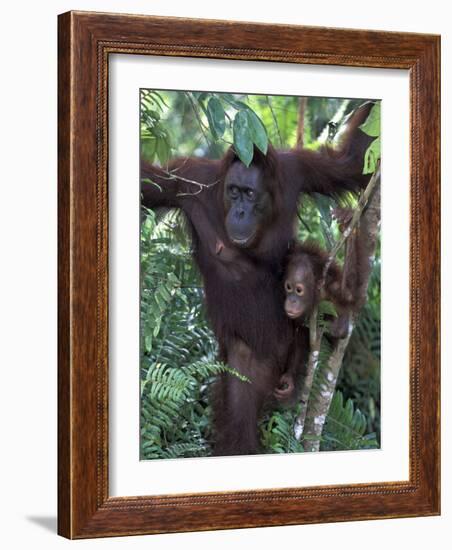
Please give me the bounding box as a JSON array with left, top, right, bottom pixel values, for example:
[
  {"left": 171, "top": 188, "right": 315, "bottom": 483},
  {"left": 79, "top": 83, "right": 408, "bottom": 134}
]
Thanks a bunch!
[{"left": 284, "top": 259, "right": 316, "bottom": 320}]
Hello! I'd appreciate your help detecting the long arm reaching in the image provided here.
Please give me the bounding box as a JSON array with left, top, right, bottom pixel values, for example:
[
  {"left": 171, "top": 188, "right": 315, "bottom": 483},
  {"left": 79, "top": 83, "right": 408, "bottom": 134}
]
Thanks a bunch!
[
  {"left": 140, "top": 156, "right": 221, "bottom": 209},
  {"left": 278, "top": 102, "right": 376, "bottom": 200}
]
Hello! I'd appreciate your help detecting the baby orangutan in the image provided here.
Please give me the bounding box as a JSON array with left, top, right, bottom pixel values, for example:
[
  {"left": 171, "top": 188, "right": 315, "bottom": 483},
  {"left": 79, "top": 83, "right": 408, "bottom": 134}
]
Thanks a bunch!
[
  {"left": 272, "top": 241, "right": 355, "bottom": 406},
  {"left": 274, "top": 208, "right": 367, "bottom": 405},
  {"left": 283, "top": 241, "right": 355, "bottom": 338}
]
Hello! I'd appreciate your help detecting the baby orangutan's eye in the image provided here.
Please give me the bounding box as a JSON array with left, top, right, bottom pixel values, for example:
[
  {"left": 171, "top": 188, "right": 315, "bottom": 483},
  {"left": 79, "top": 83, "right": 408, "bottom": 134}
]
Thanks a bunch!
[
  {"left": 295, "top": 284, "right": 305, "bottom": 296},
  {"left": 285, "top": 281, "right": 292, "bottom": 293}
]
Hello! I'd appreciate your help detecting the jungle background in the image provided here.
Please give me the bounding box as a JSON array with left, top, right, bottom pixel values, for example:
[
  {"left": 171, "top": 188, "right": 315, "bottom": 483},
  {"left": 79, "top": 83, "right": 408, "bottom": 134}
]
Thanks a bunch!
[{"left": 140, "top": 90, "right": 381, "bottom": 459}]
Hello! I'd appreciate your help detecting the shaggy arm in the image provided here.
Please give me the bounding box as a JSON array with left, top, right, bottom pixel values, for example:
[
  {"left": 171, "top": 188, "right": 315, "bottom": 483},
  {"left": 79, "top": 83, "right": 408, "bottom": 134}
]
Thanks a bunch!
[
  {"left": 140, "top": 156, "right": 221, "bottom": 209},
  {"left": 278, "top": 102, "right": 375, "bottom": 200}
]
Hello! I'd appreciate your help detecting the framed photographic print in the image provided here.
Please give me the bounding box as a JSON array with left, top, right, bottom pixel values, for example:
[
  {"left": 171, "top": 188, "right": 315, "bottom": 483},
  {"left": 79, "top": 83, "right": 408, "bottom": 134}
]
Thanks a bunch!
[{"left": 58, "top": 11, "right": 440, "bottom": 539}]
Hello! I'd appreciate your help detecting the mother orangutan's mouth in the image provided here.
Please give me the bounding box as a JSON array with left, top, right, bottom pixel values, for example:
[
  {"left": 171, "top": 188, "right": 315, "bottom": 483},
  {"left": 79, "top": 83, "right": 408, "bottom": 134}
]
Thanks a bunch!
[{"left": 231, "top": 232, "right": 256, "bottom": 247}]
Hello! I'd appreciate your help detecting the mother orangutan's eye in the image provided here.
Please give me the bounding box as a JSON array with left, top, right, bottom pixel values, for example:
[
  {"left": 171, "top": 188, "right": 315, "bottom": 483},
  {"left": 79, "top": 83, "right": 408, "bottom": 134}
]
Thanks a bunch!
[
  {"left": 229, "top": 186, "right": 239, "bottom": 198},
  {"left": 246, "top": 189, "right": 255, "bottom": 199}
]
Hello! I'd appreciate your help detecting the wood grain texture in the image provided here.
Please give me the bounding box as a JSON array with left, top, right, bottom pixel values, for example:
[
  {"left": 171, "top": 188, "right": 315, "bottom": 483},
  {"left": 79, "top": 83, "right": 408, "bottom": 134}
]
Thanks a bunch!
[
  {"left": 57, "top": 10, "right": 440, "bottom": 539},
  {"left": 57, "top": 10, "right": 72, "bottom": 539}
]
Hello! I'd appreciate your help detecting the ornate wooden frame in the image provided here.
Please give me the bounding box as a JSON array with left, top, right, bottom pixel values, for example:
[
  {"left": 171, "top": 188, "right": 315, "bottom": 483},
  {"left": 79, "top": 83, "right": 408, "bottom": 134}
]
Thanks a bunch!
[{"left": 58, "top": 11, "right": 440, "bottom": 539}]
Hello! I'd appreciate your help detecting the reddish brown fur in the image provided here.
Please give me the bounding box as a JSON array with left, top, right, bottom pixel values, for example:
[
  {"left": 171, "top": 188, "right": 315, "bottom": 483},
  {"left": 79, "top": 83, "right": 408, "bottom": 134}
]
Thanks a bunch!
[
  {"left": 285, "top": 241, "right": 354, "bottom": 315},
  {"left": 276, "top": 212, "right": 371, "bottom": 405}
]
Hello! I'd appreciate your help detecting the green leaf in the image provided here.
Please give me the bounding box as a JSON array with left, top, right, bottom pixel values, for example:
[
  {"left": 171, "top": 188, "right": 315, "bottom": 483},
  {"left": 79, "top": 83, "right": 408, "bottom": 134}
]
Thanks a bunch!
[
  {"left": 233, "top": 110, "right": 254, "bottom": 166},
  {"left": 334, "top": 391, "right": 343, "bottom": 410},
  {"left": 150, "top": 91, "right": 169, "bottom": 109},
  {"left": 147, "top": 109, "right": 161, "bottom": 121},
  {"left": 221, "top": 93, "right": 250, "bottom": 110},
  {"left": 369, "top": 396, "right": 376, "bottom": 420},
  {"left": 345, "top": 398, "right": 355, "bottom": 424},
  {"left": 192, "top": 91, "right": 207, "bottom": 102},
  {"left": 312, "top": 193, "right": 332, "bottom": 227},
  {"left": 246, "top": 110, "right": 268, "bottom": 154},
  {"left": 141, "top": 138, "right": 157, "bottom": 163},
  {"left": 362, "top": 137, "right": 381, "bottom": 174},
  {"left": 156, "top": 138, "right": 170, "bottom": 165},
  {"left": 144, "top": 334, "right": 153, "bottom": 353},
  {"left": 318, "top": 300, "right": 338, "bottom": 318},
  {"left": 141, "top": 178, "right": 162, "bottom": 192},
  {"left": 359, "top": 103, "right": 380, "bottom": 137},
  {"left": 206, "top": 97, "right": 226, "bottom": 139}
]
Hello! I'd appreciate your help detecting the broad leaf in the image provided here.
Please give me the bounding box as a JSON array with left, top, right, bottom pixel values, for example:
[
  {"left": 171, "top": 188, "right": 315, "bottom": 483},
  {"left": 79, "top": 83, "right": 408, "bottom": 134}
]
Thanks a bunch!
[
  {"left": 221, "top": 93, "right": 250, "bottom": 110},
  {"left": 318, "top": 300, "right": 338, "bottom": 318},
  {"left": 362, "top": 137, "right": 381, "bottom": 174},
  {"left": 233, "top": 110, "right": 254, "bottom": 166},
  {"left": 312, "top": 193, "right": 333, "bottom": 227},
  {"left": 359, "top": 102, "right": 381, "bottom": 137},
  {"left": 206, "top": 97, "right": 226, "bottom": 139},
  {"left": 247, "top": 110, "right": 268, "bottom": 154},
  {"left": 156, "top": 138, "right": 170, "bottom": 165}
]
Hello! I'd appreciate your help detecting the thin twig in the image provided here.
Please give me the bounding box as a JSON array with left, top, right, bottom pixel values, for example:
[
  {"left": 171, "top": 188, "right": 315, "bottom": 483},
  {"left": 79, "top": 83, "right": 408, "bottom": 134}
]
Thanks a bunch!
[
  {"left": 186, "top": 92, "right": 211, "bottom": 146},
  {"left": 296, "top": 97, "right": 308, "bottom": 149},
  {"left": 295, "top": 165, "right": 381, "bottom": 445},
  {"left": 143, "top": 170, "right": 219, "bottom": 198},
  {"left": 301, "top": 168, "right": 381, "bottom": 451},
  {"left": 321, "top": 163, "right": 381, "bottom": 283},
  {"left": 186, "top": 93, "right": 233, "bottom": 149},
  {"left": 266, "top": 96, "right": 283, "bottom": 147},
  {"left": 318, "top": 99, "right": 350, "bottom": 144},
  {"left": 152, "top": 171, "right": 220, "bottom": 189}
]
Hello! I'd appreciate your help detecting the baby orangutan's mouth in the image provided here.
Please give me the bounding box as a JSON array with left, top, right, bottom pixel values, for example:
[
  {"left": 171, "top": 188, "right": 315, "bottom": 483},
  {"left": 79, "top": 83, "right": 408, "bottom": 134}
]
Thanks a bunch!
[{"left": 286, "top": 310, "right": 302, "bottom": 319}]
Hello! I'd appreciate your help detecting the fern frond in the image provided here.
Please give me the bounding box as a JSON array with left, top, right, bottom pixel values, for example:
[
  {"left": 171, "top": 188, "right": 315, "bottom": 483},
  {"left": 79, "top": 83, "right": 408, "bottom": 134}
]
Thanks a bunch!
[{"left": 321, "top": 391, "right": 379, "bottom": 451}]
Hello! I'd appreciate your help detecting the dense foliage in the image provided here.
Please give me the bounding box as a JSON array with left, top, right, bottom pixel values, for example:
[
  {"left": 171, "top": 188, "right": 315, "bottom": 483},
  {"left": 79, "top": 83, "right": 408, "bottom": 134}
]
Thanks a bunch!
[{"left": 140, "top": 90, "right": 380, "bottom": 459}]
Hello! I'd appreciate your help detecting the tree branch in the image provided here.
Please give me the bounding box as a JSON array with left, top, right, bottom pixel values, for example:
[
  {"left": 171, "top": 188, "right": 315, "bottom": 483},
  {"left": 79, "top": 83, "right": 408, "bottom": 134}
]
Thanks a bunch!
[
  {"left": 302, "top": 325, "right": 353, "bottom": 451},
  {"left": 318, "top": 99, "right": 350, "bottom": 143},
  {"left": 295, "top": 166, "right": 381, "bottom": 450},
  {"left": 142, "top": 169, "right": 220, "bottom": 198},
  {"left": 294, "top": 305, "right": 323, "bottom": 440},
  {"left": 321, "top": 164, "right": 381, "bottom": 284},
  {"left": 296, "top": 97, "right": 308, "bottom": 149},
  {"left": 266, "top": 96, "right": 283, "bottom": 147}
]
